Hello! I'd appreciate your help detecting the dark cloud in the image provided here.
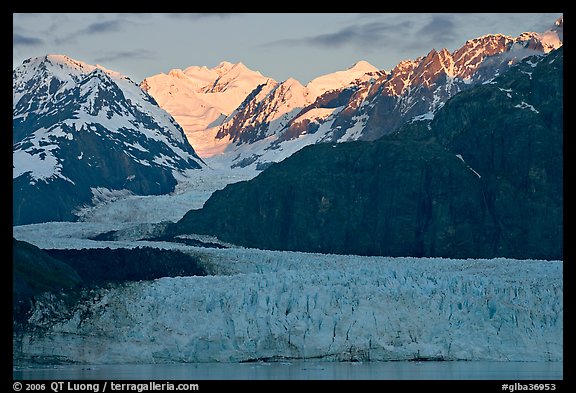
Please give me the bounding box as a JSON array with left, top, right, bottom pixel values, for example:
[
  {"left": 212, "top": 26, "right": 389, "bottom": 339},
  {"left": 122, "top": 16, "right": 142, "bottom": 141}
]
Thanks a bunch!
[
  {"left": 13, "top": 33, "right": 43, "bottom": 47},
  {"left": 94, "top": 49, "right": 156, "bottom": 63},
  {"left": 315, "top": 21, "right": 414, "bottom": 47},
  {"left": 262, "top": 20, "right": 414, "bottom": 50},
  {"left": 416, "top": 15, "right": 457, "bottom": 44},
  {"left": 301, "top": 14, "right": 463, "bottom": 54},
  {"left": 167, "top": 13, "right": 241, "bottom": 19},
  {"left": 53, "top": 17, "right": 132, "bottom": 44},
  {"left": 261, "top": 13, "right": 527, "bottom": 57},
  {"left": 79, "top": 19, "right": 124, "bottom": 35}
]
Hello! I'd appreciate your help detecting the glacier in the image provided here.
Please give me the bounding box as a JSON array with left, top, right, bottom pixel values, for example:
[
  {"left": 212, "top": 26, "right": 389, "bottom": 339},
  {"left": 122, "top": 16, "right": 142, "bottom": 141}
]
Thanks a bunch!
[
  {"left": 12, "top": 161, "right": 563, "bottom": 365},
  {"left": 14, "top": 237, "right": 562, "bottom": 364}
]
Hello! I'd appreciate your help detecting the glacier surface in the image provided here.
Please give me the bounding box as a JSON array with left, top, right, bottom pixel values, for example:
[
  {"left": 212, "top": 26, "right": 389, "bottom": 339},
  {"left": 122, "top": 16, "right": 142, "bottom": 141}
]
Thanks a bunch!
[
  {"left": 12, "top": 161, "right": 562, "bottom": 365},
  {"left": 15, "top": 240, "right": 562, "bottom": 364}
]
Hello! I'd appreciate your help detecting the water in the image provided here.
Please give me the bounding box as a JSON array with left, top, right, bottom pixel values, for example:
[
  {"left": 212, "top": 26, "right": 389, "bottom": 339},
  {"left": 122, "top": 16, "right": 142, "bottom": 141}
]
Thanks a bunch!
[{"left": 13, "top": 361, "right": 562, "bottom": 380}]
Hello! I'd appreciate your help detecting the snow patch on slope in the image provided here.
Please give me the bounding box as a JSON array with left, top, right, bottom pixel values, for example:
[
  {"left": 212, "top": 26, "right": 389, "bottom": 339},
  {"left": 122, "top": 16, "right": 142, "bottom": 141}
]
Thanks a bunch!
[
  {"left": 338, "top": 114, "right": 369, "bottom": 142},
  {"left": 514, "top": 101, "right": 539, "bottom": 113},
  {"left": 12, "top": 129, "right": 70, "bottom": 184}
]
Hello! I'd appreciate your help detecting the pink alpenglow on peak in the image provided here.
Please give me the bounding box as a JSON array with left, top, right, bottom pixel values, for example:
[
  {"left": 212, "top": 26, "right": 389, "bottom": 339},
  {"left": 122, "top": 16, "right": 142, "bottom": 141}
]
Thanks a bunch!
[
  {"left": 307, "top": 60, "right": 381, "bottom": 98},
  {"left": 140, "top": 61, "right": 269, "bottom": 157}
]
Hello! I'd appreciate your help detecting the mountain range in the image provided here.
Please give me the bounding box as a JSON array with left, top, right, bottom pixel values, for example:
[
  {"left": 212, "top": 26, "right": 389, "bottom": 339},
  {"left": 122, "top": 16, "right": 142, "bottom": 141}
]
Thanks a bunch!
[
  {"left": 143, "top": 17, "right": 562, "bottom": 171},
  {"left": 12, "top": 17, "right": 562, "bottom": 240},
  {"left": 170, "top": 46, "right": 563, "bottom": 260}
]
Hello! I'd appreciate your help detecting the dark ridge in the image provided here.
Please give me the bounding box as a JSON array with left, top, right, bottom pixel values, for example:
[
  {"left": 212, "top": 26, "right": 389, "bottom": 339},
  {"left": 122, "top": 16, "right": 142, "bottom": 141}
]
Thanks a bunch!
[
  {"left": 13, "top": 240, "right": 207, "bottom": 326},
  {"left": 88, "top": 230, "right": 227, "bottom": 249},
  {"left": 44, "top": 246, "right": 207, "bottom": 284}
]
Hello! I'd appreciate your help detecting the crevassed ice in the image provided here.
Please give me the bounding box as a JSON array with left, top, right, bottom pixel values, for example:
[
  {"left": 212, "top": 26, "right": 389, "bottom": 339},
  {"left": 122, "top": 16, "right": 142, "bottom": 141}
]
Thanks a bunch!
[{"left": 21, "top": 252, "right": 562, "bottom": 364}]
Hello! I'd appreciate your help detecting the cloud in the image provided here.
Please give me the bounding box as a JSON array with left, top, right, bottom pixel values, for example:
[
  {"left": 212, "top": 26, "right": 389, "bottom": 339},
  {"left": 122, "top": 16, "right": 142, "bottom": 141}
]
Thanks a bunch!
[
  {"left": 416, "top": 15, "right": 457, "bottom": 44},
  {"left": 312, "top": 21, "right": 414, "bottom": 47},
  {"left": 53, "top": 17, "right": 133, "bottom": 44},
  {"left": 297, "top": 14, "right": 462, "bottom": 54},
  {"left": 78, "top": 19, "right": 125, "bottom": 35},
  {"left": 93, "top": 49, "right": 156, "bottom": 63},
  {"left": 261, "top": 13, "right": 530, "bottom": 57},
  {"left": 261, "top": 19, "right": 414, "bottom": 50},
  {"left": 13, "top": 33, "right": 43, "bottom": 47},
  {"left": 167, "top": 13, "right": 241, "bottom": 19}
]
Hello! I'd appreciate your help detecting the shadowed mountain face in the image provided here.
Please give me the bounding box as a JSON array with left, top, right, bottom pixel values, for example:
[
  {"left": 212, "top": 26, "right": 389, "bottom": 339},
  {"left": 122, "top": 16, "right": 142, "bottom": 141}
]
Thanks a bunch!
[
  {"left": 13, "top": 238, "right": 82, "bottom": 301},
  {"left": 171, "top": 48, "right": 562, "bottom": 260},
  {"left": 13, "top": 238, "right": 207, "bottom": 325}
]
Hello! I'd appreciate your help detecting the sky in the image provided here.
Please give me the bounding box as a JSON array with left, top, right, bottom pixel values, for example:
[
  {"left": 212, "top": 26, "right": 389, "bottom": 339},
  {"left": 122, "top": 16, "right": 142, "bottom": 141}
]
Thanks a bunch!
[{"left": 13, "top": 13, "right": 563, "bottom": 85}]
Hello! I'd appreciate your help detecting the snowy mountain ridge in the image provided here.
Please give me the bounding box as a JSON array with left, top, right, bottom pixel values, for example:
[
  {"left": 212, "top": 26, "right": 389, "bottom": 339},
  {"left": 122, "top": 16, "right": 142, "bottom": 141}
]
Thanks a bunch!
[
  {"left": 140, "top": 61, "right": 270, "bottom": 157},
  {"left": 142, "top": 59, "right": 383, "bottom": 158},
  {"left": 306, "top": 60, "right": 381, "bottom": 97},
  {"left": 143, "top": 19, "right": 562, "bottom": 171}
]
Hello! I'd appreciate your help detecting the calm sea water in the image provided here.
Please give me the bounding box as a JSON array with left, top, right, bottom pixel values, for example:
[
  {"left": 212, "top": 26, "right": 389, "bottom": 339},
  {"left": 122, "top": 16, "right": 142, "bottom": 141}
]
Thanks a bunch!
[{"left": 13, "top": 361, "right": 562, "bottom": 380}]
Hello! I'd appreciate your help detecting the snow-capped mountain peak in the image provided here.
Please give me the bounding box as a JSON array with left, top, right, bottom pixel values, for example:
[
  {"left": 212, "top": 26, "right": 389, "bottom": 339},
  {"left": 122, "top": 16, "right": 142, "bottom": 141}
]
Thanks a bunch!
[
  {"left": 347, "top": 60, "right": 379, "bottom": 72},
  {"left": 215, "top": 61, "right": 257, "bottom": 76},
  {"left": 213, "top": 60, "right": 249, "bottom": 75},
  {"left": 13, "top": 55, "right": 95, "bottom": 105},
  {"left": 17, "top": 54, "right": 124, "bottom": 84},
  {"left": 307, "top": 60, "right": 381, "bottom": 97},
  {"left": 534, "top": 17, "right": 563, "bottom": 52},
  {"left": 282, "top": 77, "right": 305, "bottom": 90},
  {"left": 140, "top": 61, "right": 270, "bottom": 157},
  {"left": 13, "top": 54, "right": 203, "bottom": 225},
  {"left": 214, "top": 60, "right": 234, "bottom": 69},
  {"left": 555, "top": 16, "right": 563, "bottom": 26}
]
